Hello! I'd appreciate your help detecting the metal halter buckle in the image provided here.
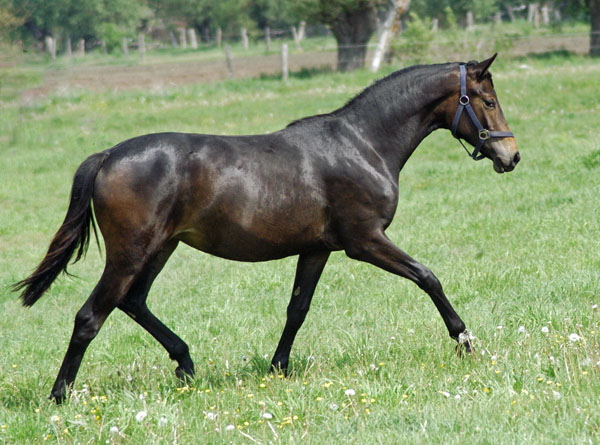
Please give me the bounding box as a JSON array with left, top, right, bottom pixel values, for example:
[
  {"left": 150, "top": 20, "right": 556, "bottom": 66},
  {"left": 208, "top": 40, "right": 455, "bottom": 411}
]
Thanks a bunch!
[
  {"left": 478, "top": 129, "right": 490, "bottom": 141},
  {"left": 459, "top": 95, "right": 470, "bottom": 106}
]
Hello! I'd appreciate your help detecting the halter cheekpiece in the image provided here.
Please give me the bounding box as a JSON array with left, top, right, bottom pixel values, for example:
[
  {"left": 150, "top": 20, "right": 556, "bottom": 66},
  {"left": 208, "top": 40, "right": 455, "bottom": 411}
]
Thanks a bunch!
[{"left": 451, "top": 64, "right": 514, "bottom": 160}]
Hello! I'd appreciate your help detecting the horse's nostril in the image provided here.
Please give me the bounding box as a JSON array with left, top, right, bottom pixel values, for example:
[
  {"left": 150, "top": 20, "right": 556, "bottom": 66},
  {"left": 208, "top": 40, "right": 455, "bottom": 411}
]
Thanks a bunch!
[{"left": 513, "top": 152, "right": 521, "bottom": 165}]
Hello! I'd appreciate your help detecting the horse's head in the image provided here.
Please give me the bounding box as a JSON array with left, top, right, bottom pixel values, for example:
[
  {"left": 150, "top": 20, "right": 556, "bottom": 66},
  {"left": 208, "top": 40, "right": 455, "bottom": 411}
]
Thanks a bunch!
[{"left": 447, "top": 54, "right": 520, "bottom": 173}]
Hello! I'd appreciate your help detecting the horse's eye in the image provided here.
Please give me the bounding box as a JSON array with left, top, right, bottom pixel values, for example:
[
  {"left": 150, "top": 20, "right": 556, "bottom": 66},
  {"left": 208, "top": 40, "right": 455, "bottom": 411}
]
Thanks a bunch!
[{"left": 483, "top": 99, "right": 495, "bottom": 109}]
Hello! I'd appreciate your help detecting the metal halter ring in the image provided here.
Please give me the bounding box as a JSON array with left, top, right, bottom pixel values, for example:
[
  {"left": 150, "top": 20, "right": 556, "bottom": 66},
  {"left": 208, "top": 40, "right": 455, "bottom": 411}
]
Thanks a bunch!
[
  {"left": 478, "top": 129, "right": 490, "bottom": 141},
  {"left": 459, "top": 95, "right": 470, "bottom": 106}
]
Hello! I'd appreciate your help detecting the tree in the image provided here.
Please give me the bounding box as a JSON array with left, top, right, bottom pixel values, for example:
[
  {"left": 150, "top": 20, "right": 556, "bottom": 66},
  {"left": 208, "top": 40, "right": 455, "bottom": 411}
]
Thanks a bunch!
[{"left": 293, "top": 0, "right": 390, "bottom": 72}]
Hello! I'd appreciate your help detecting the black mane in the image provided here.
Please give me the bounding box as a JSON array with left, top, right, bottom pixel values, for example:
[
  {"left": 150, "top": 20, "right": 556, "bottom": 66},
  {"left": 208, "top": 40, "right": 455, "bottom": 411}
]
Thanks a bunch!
[{"left": 286, "top": 62, "right": 456, "bottom": 128}]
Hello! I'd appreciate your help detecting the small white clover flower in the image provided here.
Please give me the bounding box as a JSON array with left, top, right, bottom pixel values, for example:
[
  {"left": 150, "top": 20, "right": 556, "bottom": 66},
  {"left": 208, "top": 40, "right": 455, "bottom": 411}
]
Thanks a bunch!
[
  {"left": 205, "top": 412, "right": 217, "bottom": 421},
  {"left": 440, "top": 391, "right": 450, "bottom": 398},
  {"left": 454, "top": 394, "right": 461, "bottom": 400},
  {"left": 158, "top": 417, "right": 168, "bottom": 427},
  {"left": 552, "top": 391, "right": 562, "bottom": 400},
  {"left": 569, "top": 333, "right": 581, "bottom": 343},
  {"left": 109, "top": 426, "right": 119, "bottom": 435},
  {"left": 344, "top": 389, "right": 356, "bottom": 397},
  {"left": 329, "top": 403, "right": 339, "bottom": 410},
  {"left": 541, "top": 326, "right": 549, "bottom": 334},
  {"left": 518, "top": 326, "right": 526, "bottom": 334},
  {"left": 262, "top": 412, "right": 273, "bottom": 420},
  {"left": 135, "top": 411, "right": 147, "bottom": 422},
  {"left": 592, "top": 304, "right": 598, "bottom": 311},
  {"left": 225, "top": 424, "right": 235, "bottom": 432},
  {"left": 497, "top": 325, "right": 503, "bottom": 331}
]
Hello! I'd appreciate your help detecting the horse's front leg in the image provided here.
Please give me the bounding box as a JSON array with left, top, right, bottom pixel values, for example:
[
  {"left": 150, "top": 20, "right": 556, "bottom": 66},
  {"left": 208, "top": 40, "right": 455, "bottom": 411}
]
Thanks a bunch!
[
  {"left": 345, "top": 229, "right": 471, "bottom": 351},
  {"left": 271, "top": 251, "right": 330, "bottom": 374}
]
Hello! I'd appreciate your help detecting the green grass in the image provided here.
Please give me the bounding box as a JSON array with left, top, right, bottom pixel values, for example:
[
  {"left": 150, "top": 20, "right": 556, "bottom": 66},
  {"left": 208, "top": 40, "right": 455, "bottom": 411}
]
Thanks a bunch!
[{"left": 1, "top": 53, "right": 600, "bottom": 443}]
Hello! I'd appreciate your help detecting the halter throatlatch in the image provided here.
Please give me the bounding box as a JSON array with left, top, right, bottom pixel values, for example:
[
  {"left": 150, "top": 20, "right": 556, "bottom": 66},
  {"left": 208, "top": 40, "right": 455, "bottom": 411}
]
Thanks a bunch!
[{"left": 451, "top": 64, "right": 514, "bottom": 161}]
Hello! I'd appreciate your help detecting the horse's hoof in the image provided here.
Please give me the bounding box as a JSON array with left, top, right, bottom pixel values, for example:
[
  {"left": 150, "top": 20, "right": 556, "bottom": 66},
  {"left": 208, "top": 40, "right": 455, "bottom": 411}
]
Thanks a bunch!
[
  {"left": 175, "top": 366, "right": 194, "bottom": 381},
  {"left": 270, "top": 360, "right": 288, "bottom": 376},
  {"left": 455, "top": 330, "right": 475, "bottom": 357},
  {"left": 48, "top": 391, "right": 66, "bottom": 405}
]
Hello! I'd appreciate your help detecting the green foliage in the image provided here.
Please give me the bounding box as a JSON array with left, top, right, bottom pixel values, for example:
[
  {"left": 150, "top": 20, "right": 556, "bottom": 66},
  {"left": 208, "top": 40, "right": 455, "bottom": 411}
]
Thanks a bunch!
[{"left": 391, "top": 13, "right": 434, "bottom": 62}]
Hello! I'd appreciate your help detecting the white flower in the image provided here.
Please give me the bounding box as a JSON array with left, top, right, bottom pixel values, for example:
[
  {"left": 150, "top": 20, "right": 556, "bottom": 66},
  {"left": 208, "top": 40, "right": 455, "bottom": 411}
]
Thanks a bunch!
[
  {"left": 329, "top": 403, "right": 339, "bottom": 410},
  {"left": 592, "top": 304, "right": 598, "bottom": 311},
  {"left": 225, "top": 424, "right": 235, "bottom": 432},
  {"left": 158, "top": 417, "right": 168, "bottom": 427},
  {"left": 50, "top": 415, "right": 60, "bottom": 423},
  {"left": 569, "top": 333, "right": 581, "bottom": 343},
  {"left": 345, "top": 389, "right": 356, "bottom": 397},
  {"left": 581, "top": 358, "right": 592, "bottom": 367},
  {"left": 135, "top": 411, "right": 147, "bottom": 422},
  {"left": 205, "top": 412, "right": 217, "bottom": 421},
  {"left": 518, "top": 326, "right": 526, "bottom": 333},
  {"left": 541, "top": 326, "right": 549, "bottom": 334},
  {"left": 109, "top": 426, "right": 119, "bottom": 435},
  {"left": 454, "top": 394, "right": 461, "bottom": 400},
  {"left": 440, "top": 391, "right": 450, "bottom": 398},
  {"left": 552, "top": 391, "right": 562, "bottom": 400},
  {"left": 262, "top": 412, "right": 273, "bottom": 420},
  {"left": 497, "top": 325, "right": 503, "bottom": 330}
]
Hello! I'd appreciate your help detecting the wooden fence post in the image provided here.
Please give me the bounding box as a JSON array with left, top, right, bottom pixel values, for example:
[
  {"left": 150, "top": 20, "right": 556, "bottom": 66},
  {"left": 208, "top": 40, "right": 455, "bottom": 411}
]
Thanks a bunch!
[
  {"left": 178, "top": 27, "right": 187, "bottom": 49},
  {"left": 432, "top": 18, "right": 439, "bottom": 32},
  {"left": 241, "top": 28, "right": 249, "bottom": 50},
  {"left": 281, "top": 43, "right": 289, "bottom": 83},
  {"left": 265, "top": 26, "right": 271, "bottom": 52},
  {"left": 138, "top": 34, "right": 145, "bottom": 60},
  {"left": 45, "top": 36, "right": 56, "bottom": 60},
  {"left": 122, "top": 37, "right": 129, "bottom": 56},
  {"left": 188, "top": 28, "right": 198, "bottom": 49},
  {"left": 225, "top": 45, "right": 234, "bottom": 79},
  {"left": 216, "top": 28, "right": 222, "bottom": 48},
  {"left": 466, "top": 11, "right": 474, "bottom": 30},
  {"left": 66, "top": 36, "right": 72, "bottom": 59}
]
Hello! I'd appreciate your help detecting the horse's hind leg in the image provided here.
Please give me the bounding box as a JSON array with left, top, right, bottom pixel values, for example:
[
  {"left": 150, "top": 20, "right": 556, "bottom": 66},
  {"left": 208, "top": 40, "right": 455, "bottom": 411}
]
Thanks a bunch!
[
  {"left": 118, "top": 240, "right": 195, "bottom": 380},
  {"left": 49, "top": 265, "right": 139, "bottom": 403},
  {"left": 271, "top": 251, "right": 330, "bottom": 374}
]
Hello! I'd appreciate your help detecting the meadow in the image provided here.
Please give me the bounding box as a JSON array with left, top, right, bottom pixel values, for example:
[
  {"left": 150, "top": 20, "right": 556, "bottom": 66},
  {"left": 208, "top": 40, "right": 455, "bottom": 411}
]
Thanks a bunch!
[{"left": 1, "top": 51, "right": 600, "bottom": 443}]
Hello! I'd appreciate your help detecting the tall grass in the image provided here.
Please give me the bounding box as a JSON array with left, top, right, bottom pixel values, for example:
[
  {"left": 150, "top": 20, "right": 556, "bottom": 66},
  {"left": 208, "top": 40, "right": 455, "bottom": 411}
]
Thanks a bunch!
[{"left": 1, "top": 54, "right": 599, "bottom": 443}]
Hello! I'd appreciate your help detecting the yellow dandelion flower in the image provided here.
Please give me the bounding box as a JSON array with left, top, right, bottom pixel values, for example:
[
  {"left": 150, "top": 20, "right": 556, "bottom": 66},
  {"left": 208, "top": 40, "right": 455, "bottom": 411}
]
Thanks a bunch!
[{"left": 483, "top": 388, "right": 490, "bottom": 393}]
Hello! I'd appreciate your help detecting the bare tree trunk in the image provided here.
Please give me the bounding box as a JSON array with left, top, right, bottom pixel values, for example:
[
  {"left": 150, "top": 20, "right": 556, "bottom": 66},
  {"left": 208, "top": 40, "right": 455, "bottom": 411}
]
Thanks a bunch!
[
  {"left": 298, "top": 21, "right": 306, "bottom": 41},
  {"left": 507, "top": 6, "right": 515, "bottom": 22},
  {"left": 216, "top": 28, "right": 222, "bottom": 48},
  {"left": 330, "top": 3, "right": 377, "bottom": 72},
  {"left": 78, "top": 39, "right": 85, "bottom": 57},
  {"left": 370, "top": 0, "right": 410, "bottom": 73},
  {"left": 122, "top": 37, "right": 129, "bottom": 56},
  {"left": 169, "top": 30, "right": 178, "bottom": 48},
  {"left": 591, "top": 0, "right": 600, "bottom": 57}
]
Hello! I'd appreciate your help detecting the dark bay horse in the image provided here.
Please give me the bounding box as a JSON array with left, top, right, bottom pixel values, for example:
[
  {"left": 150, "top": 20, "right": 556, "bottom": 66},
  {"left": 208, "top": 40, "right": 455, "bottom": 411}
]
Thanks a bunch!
[{"left": 14, "top": 55, "right": 519, "bottom": 402}]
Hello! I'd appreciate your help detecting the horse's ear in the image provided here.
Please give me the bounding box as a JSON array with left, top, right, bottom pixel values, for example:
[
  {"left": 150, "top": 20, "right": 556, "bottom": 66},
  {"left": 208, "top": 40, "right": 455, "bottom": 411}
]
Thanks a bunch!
[{"left": 473, "top": 53, "right": 497, "bottom": 80}]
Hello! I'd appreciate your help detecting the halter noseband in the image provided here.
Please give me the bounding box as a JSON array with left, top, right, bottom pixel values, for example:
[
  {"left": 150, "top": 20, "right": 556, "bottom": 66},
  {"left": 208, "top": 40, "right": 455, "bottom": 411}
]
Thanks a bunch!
[{"left": 451, "top": 64, "right": 514, "bottom": 160}]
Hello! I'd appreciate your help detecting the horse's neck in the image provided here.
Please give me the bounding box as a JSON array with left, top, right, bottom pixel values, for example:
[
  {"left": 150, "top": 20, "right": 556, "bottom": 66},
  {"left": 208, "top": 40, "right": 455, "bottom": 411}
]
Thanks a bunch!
[{"left": 340, "top": 66, "right": 456, "bottom": 175}]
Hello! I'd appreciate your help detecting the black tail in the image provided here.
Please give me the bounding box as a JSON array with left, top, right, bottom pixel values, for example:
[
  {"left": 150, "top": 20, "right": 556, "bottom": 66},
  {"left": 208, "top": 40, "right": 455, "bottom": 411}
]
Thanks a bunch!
[{"left": 12, "top": 151, "right": 109, "bottom": 307}]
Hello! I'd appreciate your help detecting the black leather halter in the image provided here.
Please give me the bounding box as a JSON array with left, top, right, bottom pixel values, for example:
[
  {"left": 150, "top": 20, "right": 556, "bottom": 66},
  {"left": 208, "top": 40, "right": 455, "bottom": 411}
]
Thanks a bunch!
[{"left": 451, "top": 64, "right": 514, "bottom": 160}]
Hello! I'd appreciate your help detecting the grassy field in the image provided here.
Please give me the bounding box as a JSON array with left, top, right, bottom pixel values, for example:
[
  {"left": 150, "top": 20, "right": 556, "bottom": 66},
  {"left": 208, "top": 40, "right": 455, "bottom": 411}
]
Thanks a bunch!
[{"left": 1, "top": 51, "right": 600, "bottom": 443}]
